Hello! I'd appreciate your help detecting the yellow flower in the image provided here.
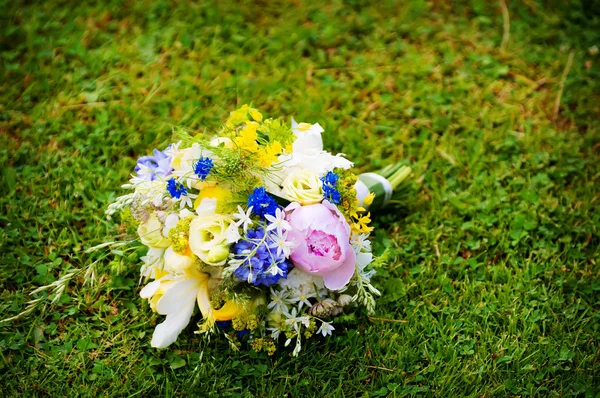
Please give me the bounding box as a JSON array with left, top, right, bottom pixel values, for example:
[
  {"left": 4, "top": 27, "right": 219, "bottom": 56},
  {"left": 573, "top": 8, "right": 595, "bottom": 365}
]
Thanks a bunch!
[
  {"left": 226, "top": 104, "right": 251, "bottom": 127},
  {"left": 147, "top": 267, "right": 173, "bottom": 313},
  {"left": 170, "top": 153, "right": 183, "bottom": 171},
  {"left": 193, "top": 268, "right": 243, "bottom": 323},
  {"left": 194, "top": 185, "right": 231, "bottom": 209},
  {"left": 189, "top": 213, "right": 237, "bottom": 265},
  {"left": 257, "top": 140, "right": 283, "bottom": 167},
  {"left": 351, "top": 212, "right": 374, "bottom": 234},
  {"left": 281, "top": 169, "right": 323, "bottom": 205},
  {"left": 138, "top": 214, "right": 170, "bottom": 248},
  {"left": 295, "top": 122, "right": 314, "bottom": 131},
  {"left": 249, "top": 108, "right": 263, "bottom": 122},
  {"left": 234, "top": 122, "right": 259, "bottom": 152},
  {"left": 363, "top": 192, "right": 376, "bottom": 206},
  {"left": 212, "top": 300, "right": 244, "bottom": 321},
  {"left": 164, "top": 247, "right": 194, "bottom": 272},
  {"left": 227, "top": 105, "right": 263, "bottom": 127},
  {"left": 142, "top": 268, "right": 244, "bottom": 347}
]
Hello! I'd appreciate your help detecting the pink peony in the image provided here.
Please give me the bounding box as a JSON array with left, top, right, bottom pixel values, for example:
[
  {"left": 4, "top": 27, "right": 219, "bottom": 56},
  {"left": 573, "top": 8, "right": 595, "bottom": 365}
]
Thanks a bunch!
[{"left": 285, "top": 201, "right": 356, "bottom": 290}]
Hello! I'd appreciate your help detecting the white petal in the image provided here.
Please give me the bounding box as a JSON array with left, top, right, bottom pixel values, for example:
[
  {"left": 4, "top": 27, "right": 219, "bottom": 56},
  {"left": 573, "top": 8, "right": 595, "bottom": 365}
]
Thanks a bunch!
[
  {"left": 162, "top": 213, "right": 180, "bottom": 238},
  {"left": 196, "top": 198, "right": 217, "bottom": 215},
  {"left": 356, "top": 252, "right": 374, "bottom": 270},
  {"left": 155, "top": 278, "right": 199, "bottom": 315},
  {"left": 164, "top": 247, "right": 194, "bottom": 271},
  {"left": 150, "top": 298, "right": 195, "bottom": 348},
  {"left": 140, "top": 279, "right": 162, "bottom": 298}
]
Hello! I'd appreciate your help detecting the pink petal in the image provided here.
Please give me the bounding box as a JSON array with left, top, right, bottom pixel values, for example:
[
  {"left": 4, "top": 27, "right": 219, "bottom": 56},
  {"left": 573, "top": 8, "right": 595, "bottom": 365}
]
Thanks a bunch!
[{"left": 322, "top": 245, "right": 356, "bottom": 290}]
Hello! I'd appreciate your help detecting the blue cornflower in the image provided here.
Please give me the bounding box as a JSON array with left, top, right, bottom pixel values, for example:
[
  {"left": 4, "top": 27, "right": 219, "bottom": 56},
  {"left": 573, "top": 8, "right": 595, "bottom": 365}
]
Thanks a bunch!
[
  {"left": 134, "top": 148, "right": 172, "bottom": 181},
  {"left": 247, "top": 187, "right": 279, "bottom": 218},
  {"left": 321, "top": 171, "right": 341, "bottom": 204},
  {"left": 166, "top": 178, "right": 187, "bottom": 199},
  {"left": 193, "top": 157, "right": 214, "bottom": 181},
  {"left": 231, "top": 227, "right": 292, "bottom": 287}
]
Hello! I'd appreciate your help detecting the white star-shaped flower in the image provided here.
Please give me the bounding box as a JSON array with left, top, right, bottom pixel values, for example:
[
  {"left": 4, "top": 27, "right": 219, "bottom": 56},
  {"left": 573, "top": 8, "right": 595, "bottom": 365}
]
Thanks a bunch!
[
  {"left": 268, "top": 287, "right": 290, "bottom": 314},
  {"left": 265, "top": 208, "right": 291, "bottom": 233},
  {"left": 288, "top": 285, "right": 316, "bottom": 310},
  {"left": 268, "top": 327, "right": 281, "bottom": 340},
  {"left": 233, "top": 205, "right": 254, "bottom": 233},
  {"left": 317, "top": 321, "right": 334, "bottom": 337},
  {"left": 351, "top": 233, "right": 372, "bottom": 253},
  {"left": 268, "top": 229, "right": 294, "bottom": 257},
  {"left": 268, "top": 262, "right": 285, "bottom": 276},
  {"left": 176, "top": 192, "right": 196, "bottom": 210}
]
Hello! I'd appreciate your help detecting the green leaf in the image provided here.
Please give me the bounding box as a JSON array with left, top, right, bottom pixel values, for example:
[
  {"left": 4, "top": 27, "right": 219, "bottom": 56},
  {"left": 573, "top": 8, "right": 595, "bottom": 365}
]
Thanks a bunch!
[
  {"left": 170, "top": 355, "right": 186, "bottom": 370},
  {"left": 372, "top": 387, "right": 388, "bottom": 396},
  {"left": 558, "top": 347, "right": 574, "bottom": 361}
]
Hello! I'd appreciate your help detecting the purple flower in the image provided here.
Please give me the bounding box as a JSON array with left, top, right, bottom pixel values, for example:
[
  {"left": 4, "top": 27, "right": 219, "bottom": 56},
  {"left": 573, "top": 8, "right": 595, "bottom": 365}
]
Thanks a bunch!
[
  {"left": 232, "top": 227, "right": 291, "bottom": 286},
  {"left": 134, "top": 148, "right": 172, "bottom": 181}
]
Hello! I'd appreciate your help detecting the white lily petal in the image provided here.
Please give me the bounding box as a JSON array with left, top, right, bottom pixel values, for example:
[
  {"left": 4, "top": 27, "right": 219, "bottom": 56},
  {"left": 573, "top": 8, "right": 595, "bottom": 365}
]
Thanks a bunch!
[
  {"left": 140, "top": 279, "right": 162, "bottom": 298},
  {"left": 155, "top": 278, "right": 200, "bottom": 315},
  {"left": 150, "top": 298, "right": 195, "bottom": 348}
]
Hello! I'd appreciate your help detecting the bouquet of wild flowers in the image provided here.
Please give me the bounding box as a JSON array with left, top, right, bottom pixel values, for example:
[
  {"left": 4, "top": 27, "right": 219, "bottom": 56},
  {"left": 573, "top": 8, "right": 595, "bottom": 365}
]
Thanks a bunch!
[{"left": 25, "top": 105, "right": 412, "bottom": 356}]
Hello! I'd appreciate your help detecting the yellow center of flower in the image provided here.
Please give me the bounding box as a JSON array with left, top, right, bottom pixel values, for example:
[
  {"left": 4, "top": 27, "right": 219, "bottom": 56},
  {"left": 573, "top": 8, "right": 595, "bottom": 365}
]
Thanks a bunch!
[{"left": 296, "top": 122, "right": 313, "bottom": 132}]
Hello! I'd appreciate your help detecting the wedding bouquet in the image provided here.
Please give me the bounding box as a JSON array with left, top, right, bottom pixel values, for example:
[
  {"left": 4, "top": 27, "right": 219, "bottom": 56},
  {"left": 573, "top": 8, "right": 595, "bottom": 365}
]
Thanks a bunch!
[{"left": 105, "top": 105, "right": 411, "bottom": 356}]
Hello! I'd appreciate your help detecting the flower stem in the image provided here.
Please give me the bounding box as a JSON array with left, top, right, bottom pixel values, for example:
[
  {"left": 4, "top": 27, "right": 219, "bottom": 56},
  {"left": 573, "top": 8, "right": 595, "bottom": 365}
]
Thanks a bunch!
[{"left": 387, "top": 165, "right": 412, "bottom": 190}]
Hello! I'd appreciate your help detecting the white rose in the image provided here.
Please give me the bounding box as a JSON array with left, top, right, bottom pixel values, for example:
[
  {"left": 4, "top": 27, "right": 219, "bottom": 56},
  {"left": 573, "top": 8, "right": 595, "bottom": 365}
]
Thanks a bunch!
[
  {"left": 281, "top": 169, "right": 323, "bottom": 205},
  {"left": 138, "top": 214, "right": 170, "bottom": 248},
  {"left": 188, "top": 214, "right": 237, "bottom": 266}
]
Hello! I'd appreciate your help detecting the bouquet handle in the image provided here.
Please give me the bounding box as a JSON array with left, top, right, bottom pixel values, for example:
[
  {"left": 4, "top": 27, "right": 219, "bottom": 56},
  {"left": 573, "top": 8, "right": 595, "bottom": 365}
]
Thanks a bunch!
[{"left": 356, "top": 164, "right": 412, "bottom": 210}]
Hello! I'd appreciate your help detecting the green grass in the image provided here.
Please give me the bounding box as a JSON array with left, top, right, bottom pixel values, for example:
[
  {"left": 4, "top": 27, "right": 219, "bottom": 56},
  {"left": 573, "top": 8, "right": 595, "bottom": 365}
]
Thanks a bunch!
[{"left": 1, "top": 0, "right": 599, "bottom": 396}]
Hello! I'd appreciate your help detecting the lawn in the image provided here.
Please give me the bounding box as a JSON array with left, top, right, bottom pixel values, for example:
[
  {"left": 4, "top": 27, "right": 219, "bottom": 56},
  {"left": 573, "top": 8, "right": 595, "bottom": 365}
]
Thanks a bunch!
[{"left": 1, "top": 0, "right": 599, "bottom": 396}]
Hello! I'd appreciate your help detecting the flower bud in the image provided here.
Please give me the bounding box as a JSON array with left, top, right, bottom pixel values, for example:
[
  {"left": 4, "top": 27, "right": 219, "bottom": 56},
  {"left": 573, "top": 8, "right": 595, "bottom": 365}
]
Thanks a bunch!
[
  {"left": 308, "top": 298, "right": 341, "bottom": 318},
  {"left": 337, "top": 294, "right": 353, "bottom": 307},
  {"left": 207, "top": 244, "right": 230, "bottom": 264}
]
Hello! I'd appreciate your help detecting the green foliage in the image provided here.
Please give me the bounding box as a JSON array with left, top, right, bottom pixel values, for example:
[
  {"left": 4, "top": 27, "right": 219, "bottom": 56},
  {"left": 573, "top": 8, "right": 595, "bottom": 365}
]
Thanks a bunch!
[
  {"left": 260, "top": 118, "right": 296, "bottom": 148},
  {"left": 1, "top": 0, "right": 599, "bottom": 396}
]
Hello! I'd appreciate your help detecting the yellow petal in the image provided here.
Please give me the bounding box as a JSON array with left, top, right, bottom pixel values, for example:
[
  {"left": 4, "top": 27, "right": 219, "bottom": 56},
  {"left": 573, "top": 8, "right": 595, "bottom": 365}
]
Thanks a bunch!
[
  {"left": 194, "top": 186, "right": 230, "bottom": 209},
  {"left": 296, "top": 122, "right": 313, "bottom": 132},
  {"left": 195, "top": 274, "right": 212, "bottom": 319},
  {"left": 195, "top": 274, "right": 244, "bottom": 322},
  {"left": 250, "top": 108, "right": 263, "bottom": 122},
  {"left": 154, "top": 266, "right": 170, "bottom": 280},
  {"left": 212, "top": 301, "right": 244, "bottom": 321}
]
